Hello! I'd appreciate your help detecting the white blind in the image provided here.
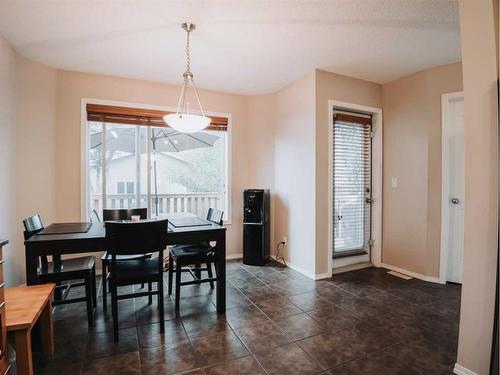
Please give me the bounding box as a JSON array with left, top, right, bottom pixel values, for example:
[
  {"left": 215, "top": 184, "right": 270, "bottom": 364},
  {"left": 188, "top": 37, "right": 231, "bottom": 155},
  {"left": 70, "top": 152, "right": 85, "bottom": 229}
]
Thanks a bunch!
[{"left": 332, "top": 113, "right": 372, "bottom": 255}]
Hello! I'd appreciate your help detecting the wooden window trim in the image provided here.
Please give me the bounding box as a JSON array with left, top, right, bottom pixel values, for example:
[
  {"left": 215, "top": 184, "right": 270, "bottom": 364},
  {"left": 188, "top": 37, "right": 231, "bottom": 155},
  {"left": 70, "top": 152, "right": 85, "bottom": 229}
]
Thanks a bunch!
[
  {"left": 333, "top": 112, "right": 372, "bottom": 126},
  {"left": 86, "top": 104, "right": 228, "bottom": 131}
]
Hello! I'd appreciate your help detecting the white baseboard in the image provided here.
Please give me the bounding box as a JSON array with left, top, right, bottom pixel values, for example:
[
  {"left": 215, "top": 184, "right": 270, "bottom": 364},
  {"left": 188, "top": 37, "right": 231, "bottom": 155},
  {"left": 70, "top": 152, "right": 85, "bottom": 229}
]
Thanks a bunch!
[
  {"left": 333, "top": 262, "right": 373, "bottom": 275},
  {"left": 381, "top": 263, "right": 443, "bottom": 284},
  {"left": 453, "top": 363, "right": 478, "bottom": 375},
  {"left": 285, "top": 261, "right": 315, "bottom": 280},
  {"left": 270, "top": 255, "right": 331, "bottom": 280},
  {"left": 226, "top": 253, "right": 243, "bottom": 260},
  {"left": 314, "top": 272, "right": 333, "bottom": 280}
]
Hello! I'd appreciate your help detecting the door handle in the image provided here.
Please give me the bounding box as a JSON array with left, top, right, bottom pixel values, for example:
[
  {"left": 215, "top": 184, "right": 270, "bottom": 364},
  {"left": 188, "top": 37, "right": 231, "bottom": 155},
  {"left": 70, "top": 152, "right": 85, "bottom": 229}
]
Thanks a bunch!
[{"left": 451, "top": 198, "right": 460, "bottom": 204}]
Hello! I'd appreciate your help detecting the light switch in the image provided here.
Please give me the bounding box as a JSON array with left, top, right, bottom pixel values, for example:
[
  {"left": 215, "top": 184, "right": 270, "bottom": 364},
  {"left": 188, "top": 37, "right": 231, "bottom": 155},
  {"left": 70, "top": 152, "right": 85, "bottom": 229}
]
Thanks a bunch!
[{"left": 391, "top": 177, "right": 398, "bottom": 188}]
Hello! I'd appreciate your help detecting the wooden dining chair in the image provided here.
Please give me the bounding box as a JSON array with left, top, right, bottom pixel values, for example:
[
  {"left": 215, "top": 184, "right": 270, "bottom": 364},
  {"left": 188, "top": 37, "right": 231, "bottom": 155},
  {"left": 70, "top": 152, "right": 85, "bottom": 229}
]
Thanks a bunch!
[
  {"left": 22, "top": 214, "right": 96, "bottom": 326},
  {"left": 105, "top": 219, "right": 168, "bottom": 342},
  {"left": 100, "top": 208, "right": 152, "bottom": 311},
  {"left": 168, "top": 208, "right": 224, "bottom": 313}
]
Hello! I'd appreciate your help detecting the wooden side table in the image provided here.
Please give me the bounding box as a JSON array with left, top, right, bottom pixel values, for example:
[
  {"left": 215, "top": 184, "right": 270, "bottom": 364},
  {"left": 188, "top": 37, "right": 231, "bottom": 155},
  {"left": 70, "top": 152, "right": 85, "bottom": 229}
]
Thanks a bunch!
[{"left": 5, "top": 284, "right": 55, "bottom": 375}]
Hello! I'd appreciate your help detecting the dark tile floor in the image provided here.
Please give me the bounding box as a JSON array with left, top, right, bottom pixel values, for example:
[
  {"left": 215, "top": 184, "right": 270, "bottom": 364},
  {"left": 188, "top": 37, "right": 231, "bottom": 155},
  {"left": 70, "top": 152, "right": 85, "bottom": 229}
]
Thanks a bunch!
[{"left": 33, "top": 260, "right": 461, "bottom": 374}]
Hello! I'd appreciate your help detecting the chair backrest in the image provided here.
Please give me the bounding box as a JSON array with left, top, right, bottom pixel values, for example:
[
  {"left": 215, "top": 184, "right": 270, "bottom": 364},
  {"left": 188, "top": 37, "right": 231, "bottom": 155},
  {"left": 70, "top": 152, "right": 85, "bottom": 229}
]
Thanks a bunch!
[
  {"left": 23, "top": 215, "right": 48, "bottom": 271},
  {"left": 23, "top": 214, "right": 44, "bottom": 239},
  {"left": 102, "top": 208, "right": 147, "bottom": 222},
  {"left": 105, "top": 219, "right": 168, "bottom": 256},
  {"left": 207, "top": 208, "right": 224, "bottom": 226}
]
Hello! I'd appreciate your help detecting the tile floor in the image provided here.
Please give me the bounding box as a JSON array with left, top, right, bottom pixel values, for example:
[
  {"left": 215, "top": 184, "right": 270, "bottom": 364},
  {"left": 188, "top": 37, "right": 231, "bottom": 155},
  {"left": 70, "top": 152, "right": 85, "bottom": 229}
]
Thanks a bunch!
[{"left": 33, "top": 260, "right": 460, "bottom": 374}]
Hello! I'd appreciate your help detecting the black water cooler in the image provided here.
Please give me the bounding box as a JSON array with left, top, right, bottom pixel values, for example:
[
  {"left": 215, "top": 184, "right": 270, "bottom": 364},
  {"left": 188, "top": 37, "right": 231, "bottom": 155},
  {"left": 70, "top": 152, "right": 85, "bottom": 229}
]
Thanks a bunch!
[{"left": 243, "top": 189, "right": 270, "bottom": 266}]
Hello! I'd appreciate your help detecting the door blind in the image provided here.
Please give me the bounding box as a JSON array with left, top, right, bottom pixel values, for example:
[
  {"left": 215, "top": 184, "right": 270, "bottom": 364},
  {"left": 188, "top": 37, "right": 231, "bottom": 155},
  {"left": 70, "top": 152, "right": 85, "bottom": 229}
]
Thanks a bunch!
[{"left": 332, "top": 112, "right": 372, "bottom": 256}]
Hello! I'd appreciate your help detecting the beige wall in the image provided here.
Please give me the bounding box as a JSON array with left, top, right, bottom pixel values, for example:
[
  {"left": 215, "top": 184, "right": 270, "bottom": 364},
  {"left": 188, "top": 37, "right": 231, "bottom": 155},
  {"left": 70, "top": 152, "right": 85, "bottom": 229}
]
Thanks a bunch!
[
  {"left": 0, "top": 36, "right": 18, "bottom": 285},
  {"left": 315, "top": 69, "right": 382, "bottom": 276},
  {"left": 381, "top": 63, "right": 463, "bottom": 278},
  {"left": 246, "top": 94, "right": 276, "bottom": 249},
  {"left": 13, "top": 56, "right": 57, "bottom": 285},
  {"left": 456, "top": 0, "right": 498, "bottom": 373},
  {"left": 0, "top": 37, "right": 57, "bottom": 286},
  {"left": 55, "top": 70, "right": 276, "bottom": 259},
  {"left": 246, "top": 94, "right": 276, "bottom": 190},
  {"left": 273, "top": 72, "right": 316, "bottom": 276}
]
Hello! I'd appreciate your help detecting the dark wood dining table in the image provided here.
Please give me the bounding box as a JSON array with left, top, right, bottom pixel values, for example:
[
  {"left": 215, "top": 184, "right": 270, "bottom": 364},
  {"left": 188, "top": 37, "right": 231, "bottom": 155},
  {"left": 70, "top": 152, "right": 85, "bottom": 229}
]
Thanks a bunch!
[{"left": 24, "top": 213, "right": 227, "bottom": 314}]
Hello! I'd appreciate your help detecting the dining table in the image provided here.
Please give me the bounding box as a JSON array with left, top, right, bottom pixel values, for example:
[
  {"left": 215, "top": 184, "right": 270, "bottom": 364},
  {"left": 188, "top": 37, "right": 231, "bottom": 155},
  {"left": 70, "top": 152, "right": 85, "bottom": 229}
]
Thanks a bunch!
[{"left": 23, "top": 213, "right": 227, "bottom": 313}]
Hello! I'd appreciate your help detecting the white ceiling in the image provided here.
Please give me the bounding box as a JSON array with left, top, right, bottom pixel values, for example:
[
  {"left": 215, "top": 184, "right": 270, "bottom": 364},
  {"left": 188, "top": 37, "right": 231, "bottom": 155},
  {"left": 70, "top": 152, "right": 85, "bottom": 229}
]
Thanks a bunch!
[{"left": 0, "top": 0, "right": 461, "bottom": 95}]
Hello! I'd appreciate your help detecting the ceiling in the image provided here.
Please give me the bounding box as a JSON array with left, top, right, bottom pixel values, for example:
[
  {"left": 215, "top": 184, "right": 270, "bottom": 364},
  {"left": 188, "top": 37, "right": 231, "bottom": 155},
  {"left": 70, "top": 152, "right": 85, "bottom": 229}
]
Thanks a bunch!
[{"left": 0, "top": 0, "right": 461, "bottom": 95}]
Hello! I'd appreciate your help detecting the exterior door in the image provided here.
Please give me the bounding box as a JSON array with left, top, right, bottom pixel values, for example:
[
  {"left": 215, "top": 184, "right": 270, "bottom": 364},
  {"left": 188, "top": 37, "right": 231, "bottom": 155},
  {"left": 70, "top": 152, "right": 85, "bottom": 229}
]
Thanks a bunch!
[
  {"left": 443, "top": 93, "right": 465, "bottom": 284},
  {"left": 332, "top": 112, "right": 372, "bottom": 267}
]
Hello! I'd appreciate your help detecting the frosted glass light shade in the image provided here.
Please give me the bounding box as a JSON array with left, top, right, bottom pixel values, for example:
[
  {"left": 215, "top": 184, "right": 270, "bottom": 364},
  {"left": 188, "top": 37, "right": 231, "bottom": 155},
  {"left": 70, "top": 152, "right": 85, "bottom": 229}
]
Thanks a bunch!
[{"left": 164, "top": 113, "right": 211, "bottom": 133}]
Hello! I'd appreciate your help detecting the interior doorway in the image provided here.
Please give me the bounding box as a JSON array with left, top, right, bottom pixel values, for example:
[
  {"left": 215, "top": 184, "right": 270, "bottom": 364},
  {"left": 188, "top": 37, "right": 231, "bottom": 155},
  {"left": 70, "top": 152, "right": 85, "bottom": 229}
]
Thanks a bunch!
[{"left": 440, "top": 91, "right": 465, "bottom": 284}]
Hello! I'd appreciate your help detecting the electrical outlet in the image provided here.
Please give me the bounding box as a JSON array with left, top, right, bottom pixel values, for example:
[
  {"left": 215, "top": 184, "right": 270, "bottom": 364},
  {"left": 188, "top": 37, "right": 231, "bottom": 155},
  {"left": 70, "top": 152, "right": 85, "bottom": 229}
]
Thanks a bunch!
[
  {"left": 391, "top": 177, "right": 398, "bottom": 188},
  {"left": 283, "top": 236, "right": 287, "bottom": 246}
]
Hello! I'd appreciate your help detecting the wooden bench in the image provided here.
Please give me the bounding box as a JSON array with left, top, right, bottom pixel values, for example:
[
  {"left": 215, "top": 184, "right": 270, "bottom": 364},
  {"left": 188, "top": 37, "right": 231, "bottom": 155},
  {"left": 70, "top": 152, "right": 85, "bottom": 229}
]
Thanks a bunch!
[{"left": 5, "top": 284, "right": 55, "bottom": 375}]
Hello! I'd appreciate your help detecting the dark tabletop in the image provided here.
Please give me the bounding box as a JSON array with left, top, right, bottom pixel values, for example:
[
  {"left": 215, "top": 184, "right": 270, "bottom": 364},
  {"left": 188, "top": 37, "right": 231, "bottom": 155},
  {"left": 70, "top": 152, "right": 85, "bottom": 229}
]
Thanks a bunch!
[{"left": 24, "top": 213, "right": 225, "bottom": 244}]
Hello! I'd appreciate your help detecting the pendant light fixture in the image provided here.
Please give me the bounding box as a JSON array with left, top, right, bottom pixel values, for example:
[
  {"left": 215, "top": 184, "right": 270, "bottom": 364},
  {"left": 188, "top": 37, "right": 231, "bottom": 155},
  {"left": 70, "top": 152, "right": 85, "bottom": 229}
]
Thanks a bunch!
[{"left": 164, "top": 22, "right": 211, "bottom": 133}]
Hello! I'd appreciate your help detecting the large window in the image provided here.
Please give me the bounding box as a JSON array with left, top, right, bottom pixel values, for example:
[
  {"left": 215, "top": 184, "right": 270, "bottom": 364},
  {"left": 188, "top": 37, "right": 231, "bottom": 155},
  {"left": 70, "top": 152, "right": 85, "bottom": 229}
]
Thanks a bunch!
[{"left": 85, "top": 103, "right": 229, "bottom": 221}]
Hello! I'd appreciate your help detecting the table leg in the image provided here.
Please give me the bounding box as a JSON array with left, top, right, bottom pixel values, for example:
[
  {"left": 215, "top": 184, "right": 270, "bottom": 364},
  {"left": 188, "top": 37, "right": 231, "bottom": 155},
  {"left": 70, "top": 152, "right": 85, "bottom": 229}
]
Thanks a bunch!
[
  {"left": 14, "top": 330, "right": 33, "bottom": 375},
  {"left": 25, "top": 250, "right": 38, "bottom": 286},
  {"left": 39, "top": 299, "right": 54, "bottom": 356},
  {"left": 216, "top": 232, "right": 226, "bottom": 314}
]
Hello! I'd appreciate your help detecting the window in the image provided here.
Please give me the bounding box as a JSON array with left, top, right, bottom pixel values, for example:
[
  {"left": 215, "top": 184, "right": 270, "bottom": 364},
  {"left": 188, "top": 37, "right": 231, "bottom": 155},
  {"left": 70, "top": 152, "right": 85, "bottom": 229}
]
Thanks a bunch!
[
  {"left": 116, "top": 181, "right": 135, "bottom": 195},
  {"left": 85, "top": 103, "right": 230, "bottom": 221}
]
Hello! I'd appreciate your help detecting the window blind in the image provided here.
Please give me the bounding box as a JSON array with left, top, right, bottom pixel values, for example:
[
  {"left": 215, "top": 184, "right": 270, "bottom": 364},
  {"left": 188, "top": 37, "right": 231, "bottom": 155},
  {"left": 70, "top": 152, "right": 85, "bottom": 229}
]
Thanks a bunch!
[
  {"left": 332, "top": 112, "right": 372, "bottom": 256},
  {"left": 86, "top": 104, "right": 228, "bottom": 131}
]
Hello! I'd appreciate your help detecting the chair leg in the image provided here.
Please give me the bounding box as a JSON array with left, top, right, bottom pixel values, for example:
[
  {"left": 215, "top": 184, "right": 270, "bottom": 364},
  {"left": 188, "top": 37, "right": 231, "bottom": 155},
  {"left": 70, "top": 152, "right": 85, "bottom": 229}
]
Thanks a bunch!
[
  {"left": 148, "top": 282, "right": 152, "bottom": 305},
  {"left": 207, "top": 262, "right": 214, "bottom": 289},
  {"left": 168, "top": 254, "right": 173, "bottom": 295},
  {"left": 111, "top": 281, "right": 119, "bottom": 342},
  {"left": 175, "top": 263, "right": 181, "bottom": 314},
  {"left": 157, "top": 286, "right": 161, "bottom": 310},
  {"left": 158, "top": 277, "right": 165, "bottom": 334},
  {"left": 195, "top": 263, "right": 201, "bottom": 279},
  {"left": 84, "top": 275, "right": 94, "bottom": 327},
  {"left": 157, "top": 276, "right": 162, "bottom": 309},
  {"left": 102, "top": 261, "right": 107, "bottom": 312},
  {"left": 91, "top": 266, "right": 97, "bottom": 308}
]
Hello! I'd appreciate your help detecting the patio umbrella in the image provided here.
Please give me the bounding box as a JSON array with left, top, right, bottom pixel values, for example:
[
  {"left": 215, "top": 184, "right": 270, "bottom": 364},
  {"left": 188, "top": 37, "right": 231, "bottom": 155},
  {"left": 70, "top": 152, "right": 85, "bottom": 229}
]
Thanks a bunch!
[
  {"left": 90, "top": 127, "right": 219, "bottom": 153},
  {"left": 90, "top": 127, "right": 220, "bottom": 215}
]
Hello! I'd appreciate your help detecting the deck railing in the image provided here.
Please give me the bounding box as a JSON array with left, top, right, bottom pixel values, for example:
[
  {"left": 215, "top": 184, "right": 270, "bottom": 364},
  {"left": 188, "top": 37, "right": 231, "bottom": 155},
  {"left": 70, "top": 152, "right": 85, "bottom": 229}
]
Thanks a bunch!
[{"left": 90, "top": 192, "right": 223, "bottom": 218}]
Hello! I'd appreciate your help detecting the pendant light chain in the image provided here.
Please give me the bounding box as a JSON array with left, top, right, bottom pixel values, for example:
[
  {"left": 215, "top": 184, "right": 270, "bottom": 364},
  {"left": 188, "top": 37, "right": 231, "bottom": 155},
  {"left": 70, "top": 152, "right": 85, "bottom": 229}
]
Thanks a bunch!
[{"left": 185, "top": 26, "right": 191, "bottom": 75}]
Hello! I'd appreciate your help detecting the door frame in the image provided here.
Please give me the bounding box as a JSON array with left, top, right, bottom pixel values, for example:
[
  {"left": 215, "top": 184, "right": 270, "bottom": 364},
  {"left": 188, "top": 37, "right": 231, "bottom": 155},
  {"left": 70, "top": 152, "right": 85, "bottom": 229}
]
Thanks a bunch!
[
  {"left": 328, "top": 100, "right": 383, "bottom": 272},
  {"left": 439, "top": 91, "right": 465, "bottom": 284}
]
